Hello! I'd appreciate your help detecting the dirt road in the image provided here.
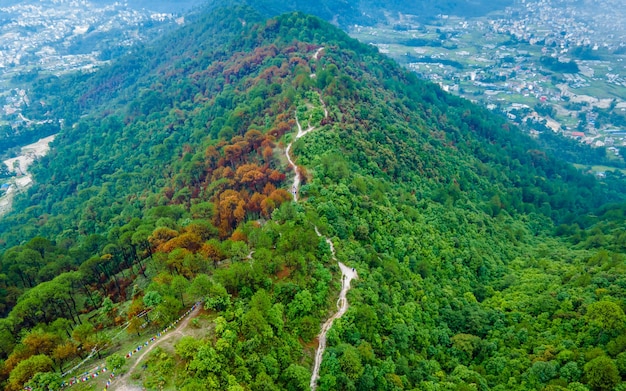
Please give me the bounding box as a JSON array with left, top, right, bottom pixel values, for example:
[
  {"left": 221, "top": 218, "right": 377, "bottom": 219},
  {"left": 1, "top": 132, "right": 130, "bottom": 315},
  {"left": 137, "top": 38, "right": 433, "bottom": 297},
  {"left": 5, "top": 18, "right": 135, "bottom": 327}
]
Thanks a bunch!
[{"left": 113, "top": 304, "right": 201, "bottom": 391}]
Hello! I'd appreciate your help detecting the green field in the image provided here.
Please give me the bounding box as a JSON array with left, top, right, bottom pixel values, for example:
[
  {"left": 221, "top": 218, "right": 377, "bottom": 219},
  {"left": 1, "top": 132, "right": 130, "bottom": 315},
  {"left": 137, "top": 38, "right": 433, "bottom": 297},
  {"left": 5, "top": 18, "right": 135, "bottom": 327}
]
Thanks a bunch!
[
  {"left": 575, "top": 80, "right": 626, "bottom": 100},
  {"left": 573, "top": 163, "right": 626, "bottom": 174}
]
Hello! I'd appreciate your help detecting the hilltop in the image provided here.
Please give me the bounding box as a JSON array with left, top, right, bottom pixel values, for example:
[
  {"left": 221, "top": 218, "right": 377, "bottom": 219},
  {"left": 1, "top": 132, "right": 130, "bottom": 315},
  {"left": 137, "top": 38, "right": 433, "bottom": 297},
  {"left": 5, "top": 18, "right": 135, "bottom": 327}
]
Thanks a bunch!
[{"left": 0, "top": 5, "right": 625, "bottom": 391}]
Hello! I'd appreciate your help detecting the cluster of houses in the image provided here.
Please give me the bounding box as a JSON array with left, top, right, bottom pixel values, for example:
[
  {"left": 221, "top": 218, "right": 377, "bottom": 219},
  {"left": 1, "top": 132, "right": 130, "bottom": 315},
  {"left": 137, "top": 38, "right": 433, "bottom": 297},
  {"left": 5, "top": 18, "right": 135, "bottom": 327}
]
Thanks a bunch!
[
  {"left": 0, "top": 1, "right": 184, "bottom": 127},
  {"left": 354, "top": 0, "right": 626, "bottom": 161}
]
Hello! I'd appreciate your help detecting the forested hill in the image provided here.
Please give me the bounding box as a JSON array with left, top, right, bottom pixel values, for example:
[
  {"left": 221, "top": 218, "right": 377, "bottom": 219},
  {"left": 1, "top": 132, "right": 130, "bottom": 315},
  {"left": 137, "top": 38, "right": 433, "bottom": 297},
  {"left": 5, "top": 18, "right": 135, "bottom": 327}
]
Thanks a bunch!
[{"left": 1, "top": 5, "right": 626, "bottom": 391}]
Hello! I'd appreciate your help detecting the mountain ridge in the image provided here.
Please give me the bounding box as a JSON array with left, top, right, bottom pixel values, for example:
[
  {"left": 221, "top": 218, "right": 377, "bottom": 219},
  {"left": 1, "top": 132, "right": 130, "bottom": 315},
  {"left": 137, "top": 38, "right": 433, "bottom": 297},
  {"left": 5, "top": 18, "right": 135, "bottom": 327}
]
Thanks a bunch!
[
  {"left": 0, "top": 5, "right": 625, "bottom": 391},
  {"left": 10, "top": 6, "right": 622, "bottom": 246}
]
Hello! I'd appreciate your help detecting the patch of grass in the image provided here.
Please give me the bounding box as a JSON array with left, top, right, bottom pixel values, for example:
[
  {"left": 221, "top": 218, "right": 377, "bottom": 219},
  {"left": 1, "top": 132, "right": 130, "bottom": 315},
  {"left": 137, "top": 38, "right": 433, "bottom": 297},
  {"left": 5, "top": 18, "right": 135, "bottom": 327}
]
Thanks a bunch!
[
  {"left": 575, "top": 81, "right": 626, "bottom": 100},
  {"left": 573, "top": 163, "right": 626, "bottom": 174}
]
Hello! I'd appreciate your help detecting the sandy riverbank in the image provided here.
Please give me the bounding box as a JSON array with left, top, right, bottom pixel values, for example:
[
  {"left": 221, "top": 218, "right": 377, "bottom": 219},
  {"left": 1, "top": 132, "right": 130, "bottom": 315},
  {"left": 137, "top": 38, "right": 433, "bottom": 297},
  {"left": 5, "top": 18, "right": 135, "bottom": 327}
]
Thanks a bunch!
[{"left": 0, "top": 134, "right": 56, "bottom": 216}]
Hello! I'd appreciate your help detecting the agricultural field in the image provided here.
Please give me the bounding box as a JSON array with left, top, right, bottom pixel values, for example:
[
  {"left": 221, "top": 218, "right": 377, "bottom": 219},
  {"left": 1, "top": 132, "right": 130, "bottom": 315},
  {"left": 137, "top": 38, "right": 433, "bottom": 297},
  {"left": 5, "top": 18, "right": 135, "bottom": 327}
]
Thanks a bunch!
[{"left": 349, "top": 0, "right": 626, "bottom": 169}]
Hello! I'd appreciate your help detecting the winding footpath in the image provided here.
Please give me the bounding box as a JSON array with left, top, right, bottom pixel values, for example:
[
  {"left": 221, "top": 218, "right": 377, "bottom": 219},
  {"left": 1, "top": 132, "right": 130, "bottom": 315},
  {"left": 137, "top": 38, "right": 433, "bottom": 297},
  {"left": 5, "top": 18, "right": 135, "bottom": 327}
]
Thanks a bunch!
[
  {"left": 113, "top": 304, "right": 201, "bottom": 391},
  {"left": 286, "top": 113, "right": 316, "bottom": 201},
  {"left": 283, "top": 83, "right": 357, "bottom": 390},
  {"left": 310, "top": 229, "right": 358, "bottom": 390},
  {"left": 313, "top": 47, "right": 324, "bottom": 60},
  {"left": 310, "top": 263, "right": 357, "bottom": 390},
  {"left": 286, "top": 97, "right": 328, "bottom": 202}
]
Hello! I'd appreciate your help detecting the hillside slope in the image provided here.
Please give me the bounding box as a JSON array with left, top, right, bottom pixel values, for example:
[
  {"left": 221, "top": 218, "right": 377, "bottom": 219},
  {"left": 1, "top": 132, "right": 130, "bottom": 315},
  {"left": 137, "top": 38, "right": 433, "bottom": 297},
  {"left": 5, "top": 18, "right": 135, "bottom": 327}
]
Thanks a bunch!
[{"left": 0, "top": 6, "right": 626, "bottom": 391}]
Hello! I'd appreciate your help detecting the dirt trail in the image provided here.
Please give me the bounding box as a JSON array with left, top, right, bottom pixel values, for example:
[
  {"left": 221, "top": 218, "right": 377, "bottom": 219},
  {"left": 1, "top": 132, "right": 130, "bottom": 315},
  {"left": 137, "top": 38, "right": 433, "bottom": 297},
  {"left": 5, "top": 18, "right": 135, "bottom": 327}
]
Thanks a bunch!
[
  {"left": 285, "top": 48, "right": 327, "bottom": 202},
  {"left": 313, "top": 47, "right": 324, "bottom": 60},
  {"left": 113, "top": 304, "right": 201, "bottom": 391},
  {"left": 283, "top": 95, "right": 357, "bottom": 390},
  {"left": 286, "top": 112, "right": 317, "bottom": 201},
  {"left": 285, "top": 96, "right": 328, "bottom": 201},
  {"left": 309, "top": 263, "right": 357, "bottom": 391},
  {"left": 310, "top": 228, "right": 358, "bottom": 390}
]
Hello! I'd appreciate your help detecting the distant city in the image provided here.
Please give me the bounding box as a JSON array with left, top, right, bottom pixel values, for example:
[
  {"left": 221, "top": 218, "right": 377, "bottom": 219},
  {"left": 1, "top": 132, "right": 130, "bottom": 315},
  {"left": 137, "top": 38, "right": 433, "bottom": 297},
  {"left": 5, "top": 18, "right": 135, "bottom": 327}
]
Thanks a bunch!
[
  {"left": 350, "top": 0, "right": 626, "bottom": 170},
  {"left": 0, "top": 0, "right": 202, "bottom": 130}
]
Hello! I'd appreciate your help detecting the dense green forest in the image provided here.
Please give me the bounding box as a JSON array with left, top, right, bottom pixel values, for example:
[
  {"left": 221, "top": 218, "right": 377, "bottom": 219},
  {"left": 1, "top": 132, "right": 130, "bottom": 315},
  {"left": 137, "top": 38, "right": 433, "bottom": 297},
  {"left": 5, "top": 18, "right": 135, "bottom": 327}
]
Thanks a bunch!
[{"left": 1, "top": 4, "right": 626, "bottom": 391}]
